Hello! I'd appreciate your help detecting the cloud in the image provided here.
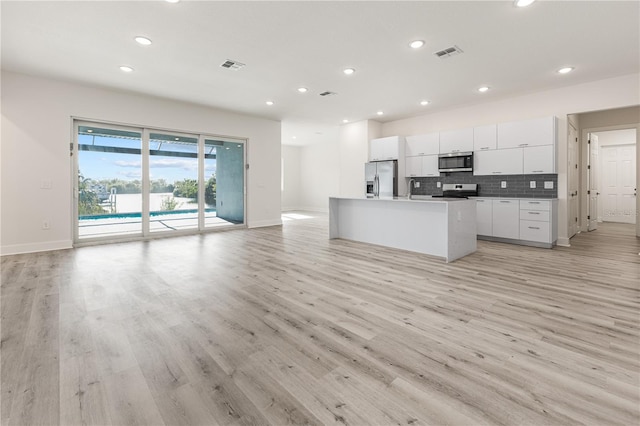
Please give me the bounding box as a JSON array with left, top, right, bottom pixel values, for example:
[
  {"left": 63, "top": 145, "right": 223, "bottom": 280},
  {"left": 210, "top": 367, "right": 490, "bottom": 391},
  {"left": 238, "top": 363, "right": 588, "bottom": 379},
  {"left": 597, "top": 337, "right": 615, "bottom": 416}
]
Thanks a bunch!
[
  {"left": 119, "top": 170, "right": 142, "bottom": 178},
  {"left": 114, "top": 160, "right": 141, "bottom": 168},
  {"left": 150, "top": 158, "right": 197, "bottom": 171}
]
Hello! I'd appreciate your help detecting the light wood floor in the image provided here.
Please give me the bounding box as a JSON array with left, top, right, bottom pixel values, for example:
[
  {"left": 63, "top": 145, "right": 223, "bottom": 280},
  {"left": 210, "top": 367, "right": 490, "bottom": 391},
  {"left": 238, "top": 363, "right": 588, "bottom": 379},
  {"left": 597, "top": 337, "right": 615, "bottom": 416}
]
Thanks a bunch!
[{"left": 2, "top": 214, "right": 639, "bottom": 426}]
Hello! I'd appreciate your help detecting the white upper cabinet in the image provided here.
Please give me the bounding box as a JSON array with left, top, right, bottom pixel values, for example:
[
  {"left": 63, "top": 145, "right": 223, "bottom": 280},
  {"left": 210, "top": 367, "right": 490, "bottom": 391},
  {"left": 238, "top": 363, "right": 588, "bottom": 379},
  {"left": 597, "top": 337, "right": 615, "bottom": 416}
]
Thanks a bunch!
[
  {"left": 497, "top": 116, "right": 556, "bottom": 149},
  {"left": 473, "top": 148, "right": 523, "bottom": 176},
  {"left": 406, "top": 133, "right": 439, "bottom": 157},
  {"left": 421, "top": 155, "right": 440, "bottom": 177},
  {"left": 369, "top": 136, "right": 405, "bottom": 161},
  {"left": 439, "top": 128, "right": 474, "bottom": 154},
  {"left": 473, "top": 124, "right": 497, "bottom": 151},
  {"left": 405, "top": 155, "right": 439, "bottom": 177},
  {"left": 524, "top": 145, "right": 555, "bottom": 174}
]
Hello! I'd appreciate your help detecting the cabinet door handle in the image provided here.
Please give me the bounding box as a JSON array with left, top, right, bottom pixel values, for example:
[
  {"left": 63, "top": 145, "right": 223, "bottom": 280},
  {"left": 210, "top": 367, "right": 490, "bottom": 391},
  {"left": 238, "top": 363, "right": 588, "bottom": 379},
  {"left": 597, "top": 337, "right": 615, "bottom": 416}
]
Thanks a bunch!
[
  {"left": 532, "top": 170, "right": 544, "bottom": 173},
  {"left": 528, "top": 212, "right": 540, "bottom": 215},
  {"left": 480, "top": 147, "right": 489, "bottom": 150},
  {"left": 528, "top": 226, "right": 540, "bottom": 230},
  {"left": 528, "top": 202, "right": 540, "bottom": 204},
  {"left": 519, "top": 143, "right": 529, "bottom": 147},
  {"left": 500, "top": 201, "right": 511, "bottom": 203},
  {"left": 492, "top": 171, "right": 502, "bottom": 174}
]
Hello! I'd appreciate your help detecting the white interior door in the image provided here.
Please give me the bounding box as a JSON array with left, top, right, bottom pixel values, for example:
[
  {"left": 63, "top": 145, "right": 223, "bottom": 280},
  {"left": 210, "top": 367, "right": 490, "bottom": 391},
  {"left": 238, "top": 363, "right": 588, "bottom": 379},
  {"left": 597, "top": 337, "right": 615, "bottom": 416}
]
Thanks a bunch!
[
  {"left": 587, "top": 133, "right": 599, "bottom": 231},
  {"left": 601, "top": 144, "right": 637, "bottom": 224},
  {"left": 568, "top": 123, "right": 579, "bottom": 237}
]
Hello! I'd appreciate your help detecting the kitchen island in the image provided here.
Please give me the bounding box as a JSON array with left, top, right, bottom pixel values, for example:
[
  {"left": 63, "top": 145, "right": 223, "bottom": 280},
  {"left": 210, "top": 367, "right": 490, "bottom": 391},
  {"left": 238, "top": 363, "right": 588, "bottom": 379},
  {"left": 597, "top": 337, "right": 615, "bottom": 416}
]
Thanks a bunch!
[{"left": 329, "top": 196, "right": 477, "bottom": 262}]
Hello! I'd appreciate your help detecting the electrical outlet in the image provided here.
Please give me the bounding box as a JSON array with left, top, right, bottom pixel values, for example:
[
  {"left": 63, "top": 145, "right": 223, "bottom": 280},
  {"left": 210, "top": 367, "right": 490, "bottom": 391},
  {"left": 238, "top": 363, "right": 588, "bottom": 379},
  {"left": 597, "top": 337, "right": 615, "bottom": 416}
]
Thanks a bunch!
[
  {"left": 415, "top": 181, "right": 420, "bottom": 188},
  {"left": 544, "top": 181, "right": 554, "bottom": 189},
  {"left": 530, "top": 181, "right": 536, "bottom": 189},
  {"left": 501, "top": 181, "right": 507, "bottom": 189},
  {"left": 436, "top": 182, "right": 441, "bottom": 188},
  {"left": 42, "top": 220, "right": 50, "bottom": 230}
]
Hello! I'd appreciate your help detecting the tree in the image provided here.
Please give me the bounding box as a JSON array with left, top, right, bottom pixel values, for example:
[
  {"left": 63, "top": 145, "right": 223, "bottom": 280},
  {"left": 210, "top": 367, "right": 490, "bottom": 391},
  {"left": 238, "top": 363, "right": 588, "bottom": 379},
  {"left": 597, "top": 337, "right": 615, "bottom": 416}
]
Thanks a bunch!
[
  {"left": 173, "top": 179, "right": 198, "bottom": 200},
  {"left": 78, "top": 171, "right": 105, "bottom": 215},
  {"left": 205, "top": 175, "right": 216, "bottom": 206}
]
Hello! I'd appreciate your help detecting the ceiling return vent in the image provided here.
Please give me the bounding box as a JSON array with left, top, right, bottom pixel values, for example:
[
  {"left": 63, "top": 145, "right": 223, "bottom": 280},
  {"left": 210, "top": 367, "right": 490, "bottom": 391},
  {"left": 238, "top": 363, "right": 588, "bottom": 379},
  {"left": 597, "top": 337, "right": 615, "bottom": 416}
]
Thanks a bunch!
[
  {"left": 434, "top": 45, "right": 463, "bottom": 58},
  {"left": 319, "top": 91, "right": 337, "bottom": 97},
  {"left": 220, "top": 59, "right": 246, "bottom": 70}
]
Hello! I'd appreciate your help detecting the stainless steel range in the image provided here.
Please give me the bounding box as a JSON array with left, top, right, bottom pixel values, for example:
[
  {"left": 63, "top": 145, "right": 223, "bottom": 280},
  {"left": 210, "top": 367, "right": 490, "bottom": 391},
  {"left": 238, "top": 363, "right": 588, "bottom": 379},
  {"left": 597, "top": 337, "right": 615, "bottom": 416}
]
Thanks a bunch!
[{"left": 433, "top": 183, "right": 478, "bottom": 198}]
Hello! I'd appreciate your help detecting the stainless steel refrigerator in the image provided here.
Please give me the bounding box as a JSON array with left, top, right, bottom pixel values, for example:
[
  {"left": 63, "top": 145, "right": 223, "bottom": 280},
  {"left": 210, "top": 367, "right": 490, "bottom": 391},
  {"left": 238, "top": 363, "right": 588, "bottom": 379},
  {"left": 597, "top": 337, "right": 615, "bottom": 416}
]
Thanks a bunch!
[{"left": 365, "top": 160, "right": 397, "bottom": 198}]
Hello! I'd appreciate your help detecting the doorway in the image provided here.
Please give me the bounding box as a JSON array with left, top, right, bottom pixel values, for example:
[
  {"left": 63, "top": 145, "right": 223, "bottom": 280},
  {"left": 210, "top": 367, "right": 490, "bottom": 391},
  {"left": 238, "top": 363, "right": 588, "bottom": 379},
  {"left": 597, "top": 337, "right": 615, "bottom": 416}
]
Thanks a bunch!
[{"left": 595, "top": 129, "right": 637, "bottom": 224}]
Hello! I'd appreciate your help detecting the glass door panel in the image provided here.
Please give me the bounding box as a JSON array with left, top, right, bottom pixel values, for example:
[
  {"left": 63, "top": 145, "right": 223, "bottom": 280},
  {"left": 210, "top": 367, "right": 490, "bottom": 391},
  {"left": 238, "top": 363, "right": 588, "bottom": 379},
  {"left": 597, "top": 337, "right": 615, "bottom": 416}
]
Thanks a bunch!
[
  {"left": 77, "top": 125, "right": 142, "bottom": 239},
  {"left": 208, "top": 139, "right": 244, "bottom": 227},
  {"left": 149, "top": 133, "right": 199, "bottom": 233}
]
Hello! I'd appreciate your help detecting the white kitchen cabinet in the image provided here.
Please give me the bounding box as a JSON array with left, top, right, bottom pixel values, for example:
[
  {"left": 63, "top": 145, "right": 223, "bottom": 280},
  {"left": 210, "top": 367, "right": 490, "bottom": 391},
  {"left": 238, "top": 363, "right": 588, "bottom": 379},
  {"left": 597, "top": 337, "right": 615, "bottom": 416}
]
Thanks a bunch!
[
  {"left": 473, "top": 124, "right": 497, "bottom": 151},
  {"left": 421, "top": 155, "right": 440, "bottom": 177},
  {"left": 492, "top": 199, "right": 520, "bottom": 239},
  {"left": 519, "top": 200, "right": 557, "bottom": 246},
  {"left": 475, "top": 198, "right": 493, "bottom": 236},
  {"left": 404, "top": 155, "right": 439, "bottom": 177},
  {"left": 473, "top": 148, "right": 523, "bottom": 176},
  {"left": 405, "top": 156, "right": 422, "bottom": 177},
  {"left": 369, "top": 136, "right": 405, "bottom": 161},
  {"left": 497, "top": 116, "right": 556, "bottom": 149},
  {"left": 439, "top": 128, "right": 473, "bottom": 154},
  {"left": 406, "top": 133, "right": 439, "bottom": 157},
  {"left": 524, "top": 145, "right": 555, "bottom": 174}
]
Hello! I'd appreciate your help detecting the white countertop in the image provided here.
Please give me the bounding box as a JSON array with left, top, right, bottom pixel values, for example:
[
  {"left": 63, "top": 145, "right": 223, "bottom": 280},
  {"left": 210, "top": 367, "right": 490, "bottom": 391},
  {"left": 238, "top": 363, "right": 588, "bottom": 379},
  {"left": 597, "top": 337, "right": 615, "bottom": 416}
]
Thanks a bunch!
[{"left": 329, "top": 196, "right": 473, "bottom": 203}]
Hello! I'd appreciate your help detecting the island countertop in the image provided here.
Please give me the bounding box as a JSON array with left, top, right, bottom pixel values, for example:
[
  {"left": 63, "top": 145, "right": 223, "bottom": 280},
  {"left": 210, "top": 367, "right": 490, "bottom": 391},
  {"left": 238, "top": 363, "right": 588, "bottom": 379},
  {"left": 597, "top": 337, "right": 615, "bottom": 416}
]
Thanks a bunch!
[{"left": 329, "top": 196, "right": 477, "bottom": 262}]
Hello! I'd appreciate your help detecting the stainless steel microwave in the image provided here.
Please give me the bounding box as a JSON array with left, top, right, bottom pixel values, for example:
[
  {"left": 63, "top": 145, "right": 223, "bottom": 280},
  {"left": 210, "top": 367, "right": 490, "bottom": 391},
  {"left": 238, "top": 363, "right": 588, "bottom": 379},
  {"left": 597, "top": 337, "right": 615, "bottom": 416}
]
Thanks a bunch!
[{"left": 438, "top": 152, "right": 473, "bottom": 172}]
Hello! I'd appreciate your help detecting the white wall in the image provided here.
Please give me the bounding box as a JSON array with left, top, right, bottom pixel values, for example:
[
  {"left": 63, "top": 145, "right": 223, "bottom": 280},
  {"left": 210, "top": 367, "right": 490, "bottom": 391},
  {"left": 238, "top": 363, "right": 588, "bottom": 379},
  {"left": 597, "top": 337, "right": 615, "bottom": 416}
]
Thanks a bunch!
[
  {"left": 1, "top": 71, "right": 282, "bottom": 255},
  {"left": 281, "top": 144, "right": 302, "bottom": 211},
  {"left": 298, "top": 138, "right": 340, "bottom": 212},
  {"left": 381, "top": 73, "right": 640, "bottom": 246}
]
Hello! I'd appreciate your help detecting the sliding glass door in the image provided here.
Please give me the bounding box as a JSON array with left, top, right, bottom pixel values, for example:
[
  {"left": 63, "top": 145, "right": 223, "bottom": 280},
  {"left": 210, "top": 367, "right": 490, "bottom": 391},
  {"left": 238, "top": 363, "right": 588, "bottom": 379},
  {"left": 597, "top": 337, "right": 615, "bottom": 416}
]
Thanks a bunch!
[{"left": 74, "top": 121, "right": 246, "bottom": 243}]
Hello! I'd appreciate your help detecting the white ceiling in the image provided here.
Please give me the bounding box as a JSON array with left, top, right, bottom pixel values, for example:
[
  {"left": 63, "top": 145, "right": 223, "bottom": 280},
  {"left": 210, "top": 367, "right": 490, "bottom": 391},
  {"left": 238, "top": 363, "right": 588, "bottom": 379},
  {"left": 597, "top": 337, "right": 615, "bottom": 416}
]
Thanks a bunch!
[{"left": 2, "top": 1, "right": 639, "bottom": 146}]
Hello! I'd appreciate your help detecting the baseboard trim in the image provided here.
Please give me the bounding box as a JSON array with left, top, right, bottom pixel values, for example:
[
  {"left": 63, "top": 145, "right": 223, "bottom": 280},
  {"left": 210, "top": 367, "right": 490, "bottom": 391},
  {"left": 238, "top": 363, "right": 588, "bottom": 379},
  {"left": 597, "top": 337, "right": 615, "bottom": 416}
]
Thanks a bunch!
[
  {"left": 556, "top": 237, "right": 571, "bottom": 247},
  {"left": 248, "top": 219, "right": 283, "bottom": 228},
  {"left": 1, "top": 240, "right": 73, "bottom": 256}
]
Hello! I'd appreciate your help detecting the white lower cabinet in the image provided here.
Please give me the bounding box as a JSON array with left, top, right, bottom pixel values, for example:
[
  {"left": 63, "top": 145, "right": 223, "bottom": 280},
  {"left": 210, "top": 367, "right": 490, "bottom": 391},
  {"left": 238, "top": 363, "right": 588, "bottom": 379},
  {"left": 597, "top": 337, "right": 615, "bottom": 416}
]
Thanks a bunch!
[
  {"left": 492, "top": 199, "right": 520, "bottom": 239},
  {"left": 477, "top": 198, "right": 557, "bottom": 247},
  {"left": 475, "top": 199, "right": 493, "bottom": 236}
]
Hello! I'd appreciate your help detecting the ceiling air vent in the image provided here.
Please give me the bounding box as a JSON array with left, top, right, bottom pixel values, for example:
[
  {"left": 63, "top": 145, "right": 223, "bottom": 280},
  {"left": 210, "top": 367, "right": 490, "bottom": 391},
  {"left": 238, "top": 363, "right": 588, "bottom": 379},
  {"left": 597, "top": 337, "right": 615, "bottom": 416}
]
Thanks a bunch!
[
  {"left": 434, "top": 45, "right": 463, "bottom": 58},
  {"left": 319, "top": 91, "right": 337, "bottom": 97},
  {"left": 220, "top": 59, "right": 245, "bottom": 70}
]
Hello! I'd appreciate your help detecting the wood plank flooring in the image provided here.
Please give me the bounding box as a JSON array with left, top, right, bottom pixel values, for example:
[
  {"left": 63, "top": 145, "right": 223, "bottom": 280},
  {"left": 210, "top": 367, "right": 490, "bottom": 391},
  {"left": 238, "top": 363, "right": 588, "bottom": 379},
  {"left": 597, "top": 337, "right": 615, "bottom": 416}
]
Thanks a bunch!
[{"left": 2, "top": 214, "right": 639, "bottom": 425}]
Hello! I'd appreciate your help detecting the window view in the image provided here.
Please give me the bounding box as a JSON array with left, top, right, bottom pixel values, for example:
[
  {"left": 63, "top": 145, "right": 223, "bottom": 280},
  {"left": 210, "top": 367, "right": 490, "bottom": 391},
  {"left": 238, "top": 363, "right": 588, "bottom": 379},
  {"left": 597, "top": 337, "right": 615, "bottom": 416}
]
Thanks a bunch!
[
  {"left": 77, "top": 125, "right": 143, "bottom": 239},
  {"left": 75, "top": 122, "right": 245, "bottom": 242},
  {"left": 149, "top": 133, "right": 199, "bottom": 233}
]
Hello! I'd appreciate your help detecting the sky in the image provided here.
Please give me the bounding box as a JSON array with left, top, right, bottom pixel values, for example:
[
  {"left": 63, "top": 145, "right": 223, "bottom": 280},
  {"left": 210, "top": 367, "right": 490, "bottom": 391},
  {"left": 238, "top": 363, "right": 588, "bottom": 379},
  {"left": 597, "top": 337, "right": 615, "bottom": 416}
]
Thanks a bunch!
[{"left": 78, "top": 134, "right": 217, "bottom": 183}]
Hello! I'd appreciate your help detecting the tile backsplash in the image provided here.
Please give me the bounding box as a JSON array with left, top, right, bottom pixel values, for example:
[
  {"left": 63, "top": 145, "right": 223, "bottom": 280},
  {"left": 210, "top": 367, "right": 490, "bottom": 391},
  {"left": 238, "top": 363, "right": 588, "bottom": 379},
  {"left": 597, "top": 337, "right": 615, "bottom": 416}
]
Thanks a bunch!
[{"left": 409, "top": 172, "right": 558, "bottom": 198}]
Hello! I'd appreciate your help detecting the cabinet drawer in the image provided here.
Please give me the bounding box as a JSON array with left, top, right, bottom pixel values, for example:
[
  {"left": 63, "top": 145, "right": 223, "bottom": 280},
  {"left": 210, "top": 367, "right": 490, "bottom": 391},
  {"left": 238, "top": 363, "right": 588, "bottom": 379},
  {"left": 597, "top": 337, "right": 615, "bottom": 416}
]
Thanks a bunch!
[
  {"left": 520, "top": 200, "right": 550, "bottom": 211},
  {"left": 520, "top": 210, "right": 550, "bottom": 222},
  {"left": 520, "top": 220, "right": 551, "bottom": 243}
]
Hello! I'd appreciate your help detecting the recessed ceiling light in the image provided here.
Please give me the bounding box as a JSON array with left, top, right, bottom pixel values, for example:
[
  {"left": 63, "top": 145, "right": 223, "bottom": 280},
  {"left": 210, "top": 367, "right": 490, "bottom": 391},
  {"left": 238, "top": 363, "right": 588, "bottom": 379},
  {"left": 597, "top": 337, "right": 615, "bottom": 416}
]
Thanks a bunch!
[
  {"left": 342, "top": 119, "right": 349, "bottom": 123},
  {"left": 134, "top": 36, "right": 152, "bottom": 46},
  {"left": 557, "top": 67, "right": 574, "bottom": 74},
  {"left": 119, "top": 65, "right": 134, "bottom": 73},
  {"left": 343, "top": 68, "right": 355, "bottom": 75},
  {"left": 409, "top": 40, "right": 425, "bottom": 49},
  {"left": 165, "top": 0, "right": 180, "bottom": 3},
  {"left": 377, "top": 111, "right": 384, "bottom": 116},
  {"left": 478, "top": 86, "right": 490, "bottom": 93},
  {"left": 297, "top": 87, "right": 308, "bottom": 93},
  {"left": 292, "top": 136, "right": 297, "bottom": 139},
  {"left": 420, "top": 100, "right": 430, "bottom": 106},
  {"left": 175, "top": 138, "right": 179, "bottom": 141},
  {"left": 266, "top": 101, "right": 274, "bottom": 106},
  {"left": 87, "top": 129, "right": 93, "bottom": 133},
  {"left": 514, "top": 0, "right": 535, "bottom": 7}
]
